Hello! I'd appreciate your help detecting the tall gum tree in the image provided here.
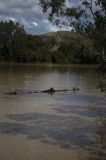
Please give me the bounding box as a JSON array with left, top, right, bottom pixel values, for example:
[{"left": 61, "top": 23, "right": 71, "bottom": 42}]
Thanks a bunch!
[{"left": 39, "top": 0, "right": 106, "bottom": 64}]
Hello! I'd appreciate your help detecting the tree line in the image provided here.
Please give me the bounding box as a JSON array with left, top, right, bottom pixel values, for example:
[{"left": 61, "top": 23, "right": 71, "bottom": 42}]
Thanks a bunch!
[{"left": 0, "top": 21, "right": 98, "bottom": 64}]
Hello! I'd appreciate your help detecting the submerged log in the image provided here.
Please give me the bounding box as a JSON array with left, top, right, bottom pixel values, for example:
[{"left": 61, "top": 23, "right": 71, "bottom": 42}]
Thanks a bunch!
[
  {"left": 41, "top": 87, "right": 80, "bottom": 94},
  {"left": 28, "top": 91, "right": 39, "bottom": 94},
  {"left": 5, "top": 87, "right": 80, "bottom": 95},
  {"left": 41, "top": 87, "right": 55, "bottom": 94},
  {"left": 5, "top": 91, "right": 17, "bottom": 95},
  {"left": 72, "top": 87, "right": 80, "bottom": 91}
]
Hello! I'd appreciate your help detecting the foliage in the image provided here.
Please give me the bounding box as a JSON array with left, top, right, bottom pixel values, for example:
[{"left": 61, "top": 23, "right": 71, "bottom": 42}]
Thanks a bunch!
[
  {"left": 0, "top": 21, "right": 98, "bottom": 64},
  {"left": 0, "top": 20, "right": 27, "bottom": 62},
  {"left": 39, "top": 0, "right": 106, "bottom": 64}
]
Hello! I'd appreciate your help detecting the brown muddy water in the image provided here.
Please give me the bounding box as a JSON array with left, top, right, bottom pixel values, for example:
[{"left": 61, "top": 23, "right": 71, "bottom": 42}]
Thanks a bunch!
[{"left": 0, "top": 64, "right": 105, "bottom": 160}]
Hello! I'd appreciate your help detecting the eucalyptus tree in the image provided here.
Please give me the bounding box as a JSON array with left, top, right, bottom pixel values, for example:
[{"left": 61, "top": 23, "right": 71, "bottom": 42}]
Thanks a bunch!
[
  {"left": 0, "top": 20, "right": 26, "bottom": 62},
  {"left": 39, "top": 0, "right": 106, "bottom": 63}
]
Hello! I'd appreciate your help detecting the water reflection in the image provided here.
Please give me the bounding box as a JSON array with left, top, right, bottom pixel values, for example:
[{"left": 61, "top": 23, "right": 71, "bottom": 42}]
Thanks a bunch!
[
  {"left": 0, "top": 64, "right": 99, "bottom": 93},
  {"left": 0, "top": 64, "right": 105, "bottom": 160}
]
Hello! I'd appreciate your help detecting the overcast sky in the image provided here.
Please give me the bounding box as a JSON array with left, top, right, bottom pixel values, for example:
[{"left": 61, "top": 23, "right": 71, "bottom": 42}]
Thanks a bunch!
[{"left": 0, "top": 0, "right": 78, "bottom": 35}]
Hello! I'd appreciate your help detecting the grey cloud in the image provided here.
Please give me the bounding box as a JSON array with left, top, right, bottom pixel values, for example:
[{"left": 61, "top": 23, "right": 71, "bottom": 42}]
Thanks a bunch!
[
  {"left": 0, "top": 0, "right": 42, "bottom": 19},
  {"left": 0, "top": 0, "right": 50, "bottom": 34},
  {"left": 0, "top": 0, "right": 77, "bottom": 34}
]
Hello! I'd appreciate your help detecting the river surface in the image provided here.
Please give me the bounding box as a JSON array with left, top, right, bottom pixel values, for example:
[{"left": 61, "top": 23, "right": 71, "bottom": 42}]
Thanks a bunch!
[{"left": 0, "top": 64, "right": 105, "bottom": 160}]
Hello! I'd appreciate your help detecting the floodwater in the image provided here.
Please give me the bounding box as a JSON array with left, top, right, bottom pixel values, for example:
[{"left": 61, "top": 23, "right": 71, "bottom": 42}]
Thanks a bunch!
[{"left": 0, "top": 64, "right": 105, "bottom": 160}]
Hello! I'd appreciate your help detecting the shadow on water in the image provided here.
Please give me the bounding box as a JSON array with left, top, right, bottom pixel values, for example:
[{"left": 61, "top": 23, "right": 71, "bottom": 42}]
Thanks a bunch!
[
  {"left": 0, "top": 112, "right": 96, "bottom": 149},
  {"left": 0, "top": 94, "right": 105, "bottom": 159},
  {"left": 0, "top": 106, "right": 105, "bottom": 151},
  {"left": 53, "top": 94, "right": 106, "bottom": 117},
  {"left": 51, "top": 94, "right": 106, "bottom": 159}
]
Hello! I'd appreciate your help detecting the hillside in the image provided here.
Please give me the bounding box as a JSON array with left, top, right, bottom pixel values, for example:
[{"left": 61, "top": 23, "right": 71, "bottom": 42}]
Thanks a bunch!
[
  {"left": 34, "top": 31, "right": 83, "bottom": 52},
  {"left": 26, "top": 31, "right": 96, "bottom": 64},
  {"left": 0, "top": 22, "right": 97, "bottom": 64},
  {"left": 39, "top": 31, "right": 82, "bottom": 43}
]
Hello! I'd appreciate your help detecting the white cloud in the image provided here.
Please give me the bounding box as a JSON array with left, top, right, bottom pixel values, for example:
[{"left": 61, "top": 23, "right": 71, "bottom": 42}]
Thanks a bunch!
[
  {"left": 8, "top": 17, "right": 16, "bottom": 22},
  {"left": 0, "top": 0, "right": 77, "bottom": 34},
  {"left": 32, "top": 22, "right": 38, "bottom": 26}
]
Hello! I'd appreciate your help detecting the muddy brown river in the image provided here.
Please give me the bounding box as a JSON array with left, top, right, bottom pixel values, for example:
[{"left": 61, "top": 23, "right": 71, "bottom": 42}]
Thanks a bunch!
[{"left": 0, "top": 64, "right": 105, "bottom": 160}]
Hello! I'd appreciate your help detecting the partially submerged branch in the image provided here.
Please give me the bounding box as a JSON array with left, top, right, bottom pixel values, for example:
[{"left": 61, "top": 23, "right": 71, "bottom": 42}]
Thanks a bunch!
[{"left": 5, "top": 87, "right": 80, "bottom": 95}]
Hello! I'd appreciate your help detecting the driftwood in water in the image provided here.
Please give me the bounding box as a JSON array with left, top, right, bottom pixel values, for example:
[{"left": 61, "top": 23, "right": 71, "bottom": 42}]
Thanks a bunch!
[
  {"left": 28, "top": 91, "right": 39, "bottom": 94},
  {"left": 41, "top": 87, "right": 55, "bottom": 94},
  {"left": 5, "top": 91, "right": 17, "bottom": 95},
  {"left": 5, "top": 87, "right": 80, "bottom": 95},
  {"left": 41, "top": 87, "right": 80, "bottom": 94}
]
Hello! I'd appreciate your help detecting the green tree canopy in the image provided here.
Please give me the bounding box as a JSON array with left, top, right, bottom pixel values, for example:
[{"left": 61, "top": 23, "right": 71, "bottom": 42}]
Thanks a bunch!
[{"left": 39, "top": 0, "right": 106, "bottom": 62}]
